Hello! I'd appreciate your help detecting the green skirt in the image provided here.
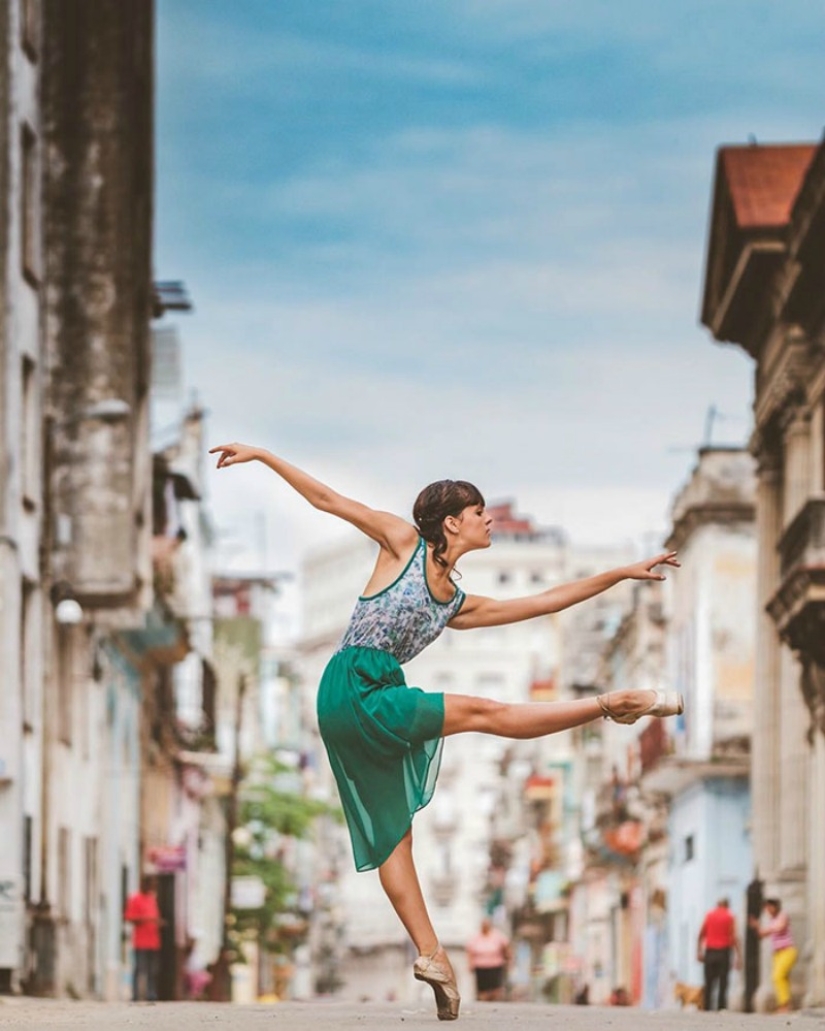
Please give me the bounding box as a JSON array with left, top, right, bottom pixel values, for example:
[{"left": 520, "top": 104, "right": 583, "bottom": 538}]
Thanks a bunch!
[{"left": 317, "top": 647, "right": 445, "bottom": 872}]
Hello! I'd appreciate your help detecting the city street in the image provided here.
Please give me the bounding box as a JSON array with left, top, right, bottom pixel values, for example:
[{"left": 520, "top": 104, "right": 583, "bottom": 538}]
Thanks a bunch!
[{"left": 0, "top": 999, "right": 823, "bottom": 1030}]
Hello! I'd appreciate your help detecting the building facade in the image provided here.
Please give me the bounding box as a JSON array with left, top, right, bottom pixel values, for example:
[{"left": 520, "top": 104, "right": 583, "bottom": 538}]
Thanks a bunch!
[
  {"left": 702, "top": 135, "right": 825, "bottom": 1008},
  {"left": 0, "top": 0, "right": 158, "bottom": 997},
  {"left": 564, "top": 448, "right": 756, "bottom": 1009},
  {"left": 0, "top": 3, "right": 235, "bottom": 999},
  {"left": 653, "top": 448, "right": 756, "bottom": 1000}
]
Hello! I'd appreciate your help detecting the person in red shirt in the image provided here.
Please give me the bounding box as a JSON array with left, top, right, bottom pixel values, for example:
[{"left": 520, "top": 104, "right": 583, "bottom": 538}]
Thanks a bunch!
[
  {"left": 124, "top": 875, "right": 162, "bottom": 1001},
  {"left": 697, "top": 897, "right": 741, "bottom": 1010}
]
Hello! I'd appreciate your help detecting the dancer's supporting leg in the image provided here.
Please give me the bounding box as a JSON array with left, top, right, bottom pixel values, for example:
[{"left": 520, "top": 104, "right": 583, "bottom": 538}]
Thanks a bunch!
[
  {"left": 442, "top": 688, "right": 654, "bottom": 738},
  {"left": 379, "top": 829, "right": 438, "bottom": 955},
  {"left": 380, "top": 830, "right": 460, "bottom": 1019}
]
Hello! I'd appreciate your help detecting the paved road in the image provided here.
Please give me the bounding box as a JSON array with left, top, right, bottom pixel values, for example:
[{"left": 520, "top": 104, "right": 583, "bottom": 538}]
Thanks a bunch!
[{"left": 1, "top": 999, "right": 823, "bottom": 1030}]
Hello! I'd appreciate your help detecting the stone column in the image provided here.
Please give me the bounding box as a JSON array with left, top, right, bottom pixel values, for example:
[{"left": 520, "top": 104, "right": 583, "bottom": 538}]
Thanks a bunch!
[
  {"left": 808, "top": 712, "right": 825, "bottom": 1006},
  {"left": 782, "top": 406, "right": 812, "bottom": 525},
  {"left": 752, "top": 455, "right": 782, "bottom": 878},
  {"left": 775, "top": 406, "right": 812, "bottom": 1002},
  {"left": 807, "top": 396, "right": 825, "bottom": 1007},
  {"left": 778, "top": 645, "right": 809, "bottom": 876}
]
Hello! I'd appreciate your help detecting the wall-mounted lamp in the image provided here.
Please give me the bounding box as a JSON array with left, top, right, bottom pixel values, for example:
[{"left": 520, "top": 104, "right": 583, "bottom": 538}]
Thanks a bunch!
[{"left": 50, "top": 581, "right": 83, "bottom": 625}]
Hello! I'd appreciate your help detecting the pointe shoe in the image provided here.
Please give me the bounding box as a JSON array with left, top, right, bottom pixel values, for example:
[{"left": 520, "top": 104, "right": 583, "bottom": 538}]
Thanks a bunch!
[
  {"left": 414, "top": 945, "right": 460, "bottom": 1021},
  {"left": 597, "top": 690, "right": 684, "bottom": 725}
]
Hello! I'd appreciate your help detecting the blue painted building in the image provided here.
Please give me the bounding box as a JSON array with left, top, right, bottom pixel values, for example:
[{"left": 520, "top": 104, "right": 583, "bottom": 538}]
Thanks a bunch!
[{"left": 667, "top": 775, "right": 751, "bottom": 986}]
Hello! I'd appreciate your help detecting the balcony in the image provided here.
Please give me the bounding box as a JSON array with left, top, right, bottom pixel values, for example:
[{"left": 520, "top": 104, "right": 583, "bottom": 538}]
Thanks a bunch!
[{"left": 767, "top": 496, "right": 825, "bottom": 663}]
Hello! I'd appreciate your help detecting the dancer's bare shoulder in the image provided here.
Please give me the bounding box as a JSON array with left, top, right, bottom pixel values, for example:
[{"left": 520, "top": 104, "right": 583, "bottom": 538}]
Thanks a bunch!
[{"left": 361, "top": 522, "right": 420, "bottom": 596}]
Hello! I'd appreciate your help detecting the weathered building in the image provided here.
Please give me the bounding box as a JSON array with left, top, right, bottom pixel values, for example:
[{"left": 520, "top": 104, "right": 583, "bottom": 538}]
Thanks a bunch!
[
  {"left": 0, "top": 0, "right": 231, "bottom": 999},
  {"left": 567, "top": 578, "right": 667, "bottom": 1007},
  {"left": 702, "top": 135, "right": 825, "bottom": 1008},
  {"left": 0, "top": 0, "right": 48, "bottom": 995},
  {"left": 563, "top": 448, "right": 756, "bottom": 1009},
  {"left": 1, "top": 0, "right": 157, "bottom": 996},
  {"left": 492, "top": 539, "right": 636, "bottom": 1004},
  {"left": 651, "top": 447, "right": 756, "bottom": 1001},
  {"left": 35, "top": 0, "right": 156, "bottom": 999},
  {"left": 126, "top": 395, "right": 228, "bottom": 1002}
]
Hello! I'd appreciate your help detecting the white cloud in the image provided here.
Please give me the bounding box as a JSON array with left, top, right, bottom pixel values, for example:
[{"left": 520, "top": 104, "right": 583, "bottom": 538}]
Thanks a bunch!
[{"left": 158, "top": 43, "right": 821, "bottom": 583}]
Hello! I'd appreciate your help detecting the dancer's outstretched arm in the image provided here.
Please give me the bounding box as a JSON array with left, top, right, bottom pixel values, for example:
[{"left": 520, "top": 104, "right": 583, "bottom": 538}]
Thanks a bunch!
[
  {"left": 450, "top": 552, "right": 679, "bottom": 629},
  {"left": 208, "top": 442, "right": 416, "bottom": 557}
]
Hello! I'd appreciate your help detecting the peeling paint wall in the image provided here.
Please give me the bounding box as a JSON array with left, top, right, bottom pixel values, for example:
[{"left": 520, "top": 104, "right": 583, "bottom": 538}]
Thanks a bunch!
[{"left": 42, "top": 0, "right": 153, "bottom": 603}]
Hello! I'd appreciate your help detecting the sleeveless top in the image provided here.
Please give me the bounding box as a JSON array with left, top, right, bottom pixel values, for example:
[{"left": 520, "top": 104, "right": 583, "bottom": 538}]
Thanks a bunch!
[{"left": 336, "top": 537, "right": 465, "bottom": 665}]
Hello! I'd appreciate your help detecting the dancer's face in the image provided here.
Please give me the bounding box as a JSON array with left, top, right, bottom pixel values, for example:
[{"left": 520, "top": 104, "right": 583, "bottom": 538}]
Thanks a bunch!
[{"left": 453, "top": 503, "right": 492, "bottom": 551}]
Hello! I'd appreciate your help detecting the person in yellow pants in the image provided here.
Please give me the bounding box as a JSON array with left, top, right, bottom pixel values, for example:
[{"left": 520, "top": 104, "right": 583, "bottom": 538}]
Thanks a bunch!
[{"left": 750, "top": 898, "right": 797, "bottom": 1013}]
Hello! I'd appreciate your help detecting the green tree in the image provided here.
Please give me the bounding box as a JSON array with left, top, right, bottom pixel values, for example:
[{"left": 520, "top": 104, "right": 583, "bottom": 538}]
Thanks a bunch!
[{"left": 231, "top": 754, "right": 341, "bottom": 956}]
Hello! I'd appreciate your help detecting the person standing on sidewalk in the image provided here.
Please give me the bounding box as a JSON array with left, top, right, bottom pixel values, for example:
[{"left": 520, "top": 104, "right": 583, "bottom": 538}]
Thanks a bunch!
[
  {"left": 750, "top": 897, "right": 797, "bottom": 1013},
  {"left": 697, "top": 897, "right": 740, "bottom": 1010},
  {"left": 209, "top": 441, "right": 685, "bottom": 1022},
  {"left": 466, "top": 918, "right": 511, "bottom": 1001},
  {"left": 124, "top": 875, "right": 162, "bottom": 1002}
]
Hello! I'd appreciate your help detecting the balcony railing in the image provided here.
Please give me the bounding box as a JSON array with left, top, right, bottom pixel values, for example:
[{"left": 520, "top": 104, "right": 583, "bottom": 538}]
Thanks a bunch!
[
  {"left": 778, "top": 496, "right": 825, "bottom": 578},
  {"left": 768, "top": 496, "right": 825, "bottom": 661}
]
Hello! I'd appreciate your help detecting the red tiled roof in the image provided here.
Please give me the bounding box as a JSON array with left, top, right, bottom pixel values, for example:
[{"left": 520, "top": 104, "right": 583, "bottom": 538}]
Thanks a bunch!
[
  {"left": 721, "top": 144, "right": 816, "bottom": 229},
  {"left": 488, "top": 502, "right": 534, "bottom": 533}
]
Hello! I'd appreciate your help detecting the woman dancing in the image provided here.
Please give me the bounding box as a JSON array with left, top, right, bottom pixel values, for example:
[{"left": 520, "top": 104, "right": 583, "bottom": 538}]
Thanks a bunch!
[{"left": 209, "top": 443, "right": 684, "bottom": 1021}]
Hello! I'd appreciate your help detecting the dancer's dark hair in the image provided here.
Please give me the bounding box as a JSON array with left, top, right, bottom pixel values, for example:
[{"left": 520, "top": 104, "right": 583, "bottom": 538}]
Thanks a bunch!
[{"left": 413, "top": 480, "right": 485, "bottom": 569}]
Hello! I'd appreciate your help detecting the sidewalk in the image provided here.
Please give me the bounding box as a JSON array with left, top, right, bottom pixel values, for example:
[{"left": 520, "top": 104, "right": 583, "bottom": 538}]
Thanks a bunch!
[{"left": 0, "top": 999, "right": 823, "bottom": 1030}]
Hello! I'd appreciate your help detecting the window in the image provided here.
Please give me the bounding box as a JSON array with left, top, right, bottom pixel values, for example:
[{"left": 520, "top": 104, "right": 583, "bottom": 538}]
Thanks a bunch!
[
  {"left": 20, "top": 578, "right": 36, "bottom": 729},
  {"left": 21, "top": 123, "right": 40, "bottom": 284},
  {"left": 23, "top": 815, "right": 33, "bottom": 903},
  {"left": 21, "top": 0, "right": 41, "bottom": 59},
  {"left": 84, "top": 837, "right": 98, "bottom": 924},
  {"left": 497, "top": 571, "right": 511, "bottom": 585},
  {"left": 58, "top": 826, "right": 71, "bottom": 919},
  {"left": 21, "top": 356, "right": 38, "bottom": 508},
  {"left": 57, "top": 626, "right": 75, "bottom": 746},
  {"left": 684, "top": 834, "right": 695, "bottom": 863}
]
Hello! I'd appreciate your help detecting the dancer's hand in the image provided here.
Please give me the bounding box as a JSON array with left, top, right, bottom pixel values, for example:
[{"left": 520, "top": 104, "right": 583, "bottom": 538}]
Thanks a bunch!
[
  {"left": 624, "top": 551, "right": 679, "bottom": 581},
  {"left": 209, "top": 442, "right": 261, "bottom": 468}
]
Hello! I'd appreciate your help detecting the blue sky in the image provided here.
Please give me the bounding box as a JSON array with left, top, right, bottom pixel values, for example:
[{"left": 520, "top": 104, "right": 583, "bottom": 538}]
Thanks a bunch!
[{"left": 154, "top": 1, "right": 825, "bottom": 572}]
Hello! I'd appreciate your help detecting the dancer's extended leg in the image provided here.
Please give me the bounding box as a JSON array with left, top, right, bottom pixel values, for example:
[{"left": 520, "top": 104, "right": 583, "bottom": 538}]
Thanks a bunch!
[{"left": 441, "top": 689, "right": 655, "bottom": 738}]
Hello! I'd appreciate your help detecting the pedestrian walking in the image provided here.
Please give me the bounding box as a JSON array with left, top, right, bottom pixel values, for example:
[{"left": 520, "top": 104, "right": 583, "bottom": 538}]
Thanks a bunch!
[
  {"left": 209, "top": 443, "right": 685, "bottom": 1021},
  {"left": 750, "top": 898, "right": 797, "bottom": 1013},
  {"left": 124, "top": 875, "right": 162, "bottom": 1002},
  {"left": 466, "top": 918, "right": 511, "bottom": 1001},
  {"left": 697, "top": 897, "right": 740, "bottom": 1010}
]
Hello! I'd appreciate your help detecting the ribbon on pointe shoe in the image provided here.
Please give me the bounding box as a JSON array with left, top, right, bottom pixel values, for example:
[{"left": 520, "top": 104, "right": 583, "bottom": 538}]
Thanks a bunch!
[
  {"left": 413, "top": 943, "right": 460, "bottom": 1021},
  {"left": 598, "top": 690, "right": 685, "bottom": 725}
]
